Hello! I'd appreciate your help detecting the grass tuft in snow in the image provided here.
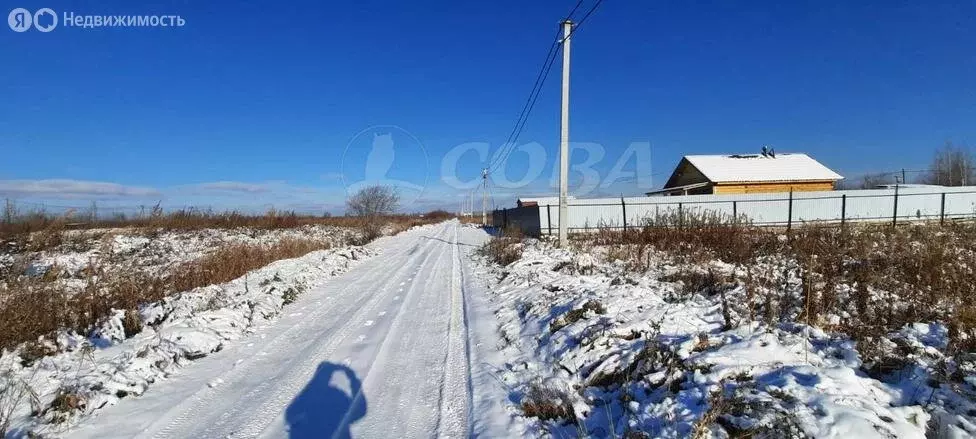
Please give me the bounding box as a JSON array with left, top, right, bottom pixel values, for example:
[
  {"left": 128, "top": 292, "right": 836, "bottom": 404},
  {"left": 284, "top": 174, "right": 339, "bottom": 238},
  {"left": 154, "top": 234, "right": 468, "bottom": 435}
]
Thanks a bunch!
[
  {"left": 477, "top": 227, "right": 524, "bottom": 266},
  {"left": 477, "top": 216, "right": 976, "bottom": 437},
  {"left": 520, "top": 383, "right": 576, "bottom": 423},
  {"left": 0, "top": 237, "right": 336, "bottom": 353},
  {"left": 550, "top": 300, "right": 606, "bottom": 333}
]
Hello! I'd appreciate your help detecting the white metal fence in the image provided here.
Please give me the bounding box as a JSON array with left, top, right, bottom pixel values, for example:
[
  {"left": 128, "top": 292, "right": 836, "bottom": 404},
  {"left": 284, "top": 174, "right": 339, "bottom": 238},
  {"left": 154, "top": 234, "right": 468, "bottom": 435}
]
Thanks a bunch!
[{"left": 492, "top": 187, "right": 976, "bottom": 235}]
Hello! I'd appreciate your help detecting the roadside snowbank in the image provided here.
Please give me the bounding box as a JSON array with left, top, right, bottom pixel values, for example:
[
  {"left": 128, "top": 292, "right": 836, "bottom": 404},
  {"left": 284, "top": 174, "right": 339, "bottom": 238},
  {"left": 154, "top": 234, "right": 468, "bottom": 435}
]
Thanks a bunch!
[
  {"left": 1, "top": 244, "right": 371, "bottom": 437},
  {"left": 474, "top": 238, "right": 974, "bottom": 438},
  {"left": 16, "top": 225, "right": 357, "bottom": 281}
]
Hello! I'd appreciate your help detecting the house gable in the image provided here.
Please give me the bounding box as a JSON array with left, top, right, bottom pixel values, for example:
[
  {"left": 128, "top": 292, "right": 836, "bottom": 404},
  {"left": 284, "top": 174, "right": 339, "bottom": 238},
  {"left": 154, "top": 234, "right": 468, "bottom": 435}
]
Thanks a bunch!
[{"left": 663, "top": 158, "right": 712, "bottom": 189}]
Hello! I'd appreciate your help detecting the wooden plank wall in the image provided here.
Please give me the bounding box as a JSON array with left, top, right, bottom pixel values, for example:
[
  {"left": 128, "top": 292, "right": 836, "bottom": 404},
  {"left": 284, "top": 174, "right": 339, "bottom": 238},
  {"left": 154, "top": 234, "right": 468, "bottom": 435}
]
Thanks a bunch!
[{"left": 712, "top": 181, "right": 835, "bottom": 194}]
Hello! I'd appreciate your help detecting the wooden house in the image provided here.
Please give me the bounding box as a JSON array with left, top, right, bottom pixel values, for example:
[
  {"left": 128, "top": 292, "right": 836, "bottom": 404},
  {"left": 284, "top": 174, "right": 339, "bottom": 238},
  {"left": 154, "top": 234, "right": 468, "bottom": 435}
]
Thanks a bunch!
[{"left": 648, "top": 152, "right": 843, "bottom": 196}]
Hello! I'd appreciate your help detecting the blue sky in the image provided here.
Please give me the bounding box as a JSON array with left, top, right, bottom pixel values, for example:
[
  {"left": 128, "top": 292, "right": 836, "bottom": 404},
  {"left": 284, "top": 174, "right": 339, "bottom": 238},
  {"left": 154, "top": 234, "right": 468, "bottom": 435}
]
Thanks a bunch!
[{"left": 1, "top": 0, "right": 974, "bottom": 213}]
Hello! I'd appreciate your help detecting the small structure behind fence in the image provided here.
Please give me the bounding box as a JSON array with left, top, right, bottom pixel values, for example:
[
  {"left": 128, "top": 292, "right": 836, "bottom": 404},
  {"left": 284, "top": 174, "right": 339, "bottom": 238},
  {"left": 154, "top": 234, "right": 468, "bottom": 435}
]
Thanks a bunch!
[{"left": 492, "top": 186, "right": 976, "bottom": 235}]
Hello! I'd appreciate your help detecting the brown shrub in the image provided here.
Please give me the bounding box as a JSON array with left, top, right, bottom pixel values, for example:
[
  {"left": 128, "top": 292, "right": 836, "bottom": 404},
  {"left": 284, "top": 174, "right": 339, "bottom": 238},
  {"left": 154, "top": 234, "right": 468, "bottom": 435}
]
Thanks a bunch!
[
  {"left": 121, "top": 309, "right": 142, "bottom": 339},
  {"left": 1, "top": 200, "right": 450, "bottom": 252},
  {"left": 583, "top": 211, "right": 778, "bottom": 266},
  {"left": 0, "top": 237, "right": 334, "bottom": 352},
  {"left": 659, "top": 270, "right": 734, "bottom": 297},
  {"left": 580, "top": 216, "right": 976, "bottom": 349},
  {"left": 422, "top": 210, "right": 454, "bottom": 221},
  {"left": 478, "top": 227, "right": 524, "bottom": 266},
  {"left": 948, "top": 305, "right": 976, "bottom": 354}
]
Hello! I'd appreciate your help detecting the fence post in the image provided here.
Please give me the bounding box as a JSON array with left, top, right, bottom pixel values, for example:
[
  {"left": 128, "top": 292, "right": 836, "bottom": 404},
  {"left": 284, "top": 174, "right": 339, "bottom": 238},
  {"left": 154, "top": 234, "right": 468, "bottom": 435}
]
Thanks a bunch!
[
  {"left": 940, "top": 193, "right": 946, "bottom": 225},
  {"left": 840, "top": 194, "right": 847, "bottom": 230},
  {"left": 621, "top": 197, "right": 627, "bottom": 231},
  {"left": 546, "top": 204, "right": 553, "bottom": 236},
  {"left": 787, "top": 189, "right": 793, "bottom": 231},
  {"left": 892, "top": 184, "right": 899, "bottom": 227},
  {"left": 503, "top": 208, "right": 508, "bottom": 229},
  {"left": 732, "top": 200, "right": 737, "bottom": 223},
  {"left": 678, "top": 203, "right": 683, "bottom": 229}
]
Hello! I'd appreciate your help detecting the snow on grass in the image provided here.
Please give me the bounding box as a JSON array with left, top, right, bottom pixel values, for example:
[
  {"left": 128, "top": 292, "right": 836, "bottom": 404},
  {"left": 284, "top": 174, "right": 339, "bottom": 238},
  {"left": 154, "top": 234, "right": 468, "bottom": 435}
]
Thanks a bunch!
[
  {"left": 474, "top": 237, "right": 975, "bottom": 438},
  {"left": 21, "top": 225, "right": 358, "bottom": 281},
  {"left": 0, "top": 229, "right": 371, "bottom": 437}
]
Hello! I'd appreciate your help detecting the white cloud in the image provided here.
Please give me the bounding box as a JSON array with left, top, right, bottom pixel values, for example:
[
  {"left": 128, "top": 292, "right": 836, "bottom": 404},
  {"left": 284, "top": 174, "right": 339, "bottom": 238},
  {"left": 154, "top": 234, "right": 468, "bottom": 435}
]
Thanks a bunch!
[
  {"left": 0, "top": 179, "right": 160, "bottom": 198},
  {"left": 187, "top": 181, "right": 274, "bottom": 194}
]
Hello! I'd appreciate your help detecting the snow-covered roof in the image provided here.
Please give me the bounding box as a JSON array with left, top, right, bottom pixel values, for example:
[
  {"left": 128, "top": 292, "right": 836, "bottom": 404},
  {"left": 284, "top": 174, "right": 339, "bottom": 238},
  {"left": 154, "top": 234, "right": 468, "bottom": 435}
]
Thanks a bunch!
[{"left": 681, "top": 153, "right": 843, "bottom": 184}]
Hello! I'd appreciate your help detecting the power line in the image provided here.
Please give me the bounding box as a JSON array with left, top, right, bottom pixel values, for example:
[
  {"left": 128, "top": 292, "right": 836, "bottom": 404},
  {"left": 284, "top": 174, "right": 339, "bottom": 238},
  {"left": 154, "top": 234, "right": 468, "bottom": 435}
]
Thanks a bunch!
[
  {"left": 489, "top": 46, "right": 560, "bottom": 174},
  {"left": 565, "top": 0, "right": 586, "bottom": 20},
  {"left": 485, "top": 28, "right": 562, "bottom": 173},
  {"left": 485, "top": 0, "right": 606, "bottom": 176},
  {"left": 564, "top": 0, "right": 604, "bottom": 41}
]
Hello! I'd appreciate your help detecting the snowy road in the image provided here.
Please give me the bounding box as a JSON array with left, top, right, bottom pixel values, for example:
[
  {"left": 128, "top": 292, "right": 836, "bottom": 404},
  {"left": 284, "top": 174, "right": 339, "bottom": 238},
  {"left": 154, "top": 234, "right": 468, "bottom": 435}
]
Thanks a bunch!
[{"left": 72, "top": 221, "right": 493, "bottom": 439}]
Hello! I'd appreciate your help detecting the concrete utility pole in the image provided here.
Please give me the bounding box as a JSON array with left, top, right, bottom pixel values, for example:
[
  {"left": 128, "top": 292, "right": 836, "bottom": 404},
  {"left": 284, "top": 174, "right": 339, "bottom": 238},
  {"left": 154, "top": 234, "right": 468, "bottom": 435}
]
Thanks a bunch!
[
  {"left": 482, "top": 168, "right": 488, "bottom": 226},
  {"left": 558, "top": 19, "right": 572, "bottom": 247},
  {"left": 468, "top": 190, "right": 474, "bottom": 217}
]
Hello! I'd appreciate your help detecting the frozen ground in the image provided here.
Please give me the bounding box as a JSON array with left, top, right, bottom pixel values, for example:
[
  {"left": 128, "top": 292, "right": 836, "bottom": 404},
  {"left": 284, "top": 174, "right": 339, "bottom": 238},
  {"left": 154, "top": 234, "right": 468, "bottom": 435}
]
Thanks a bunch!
[
  {"left": 37, "top": 221, "right": 495, "bottom": 438},
  {"left": 2, "top": 246, "right": 368, "bottom": 436},
  {"left": 6, "top": 222, "right": 971, "bottom": 438},
  {"left": 470, "top": 238, "right": 976, "bottom": 438},
  {"left": 2, "top": 225, "right": 358, "bottom": 285}
]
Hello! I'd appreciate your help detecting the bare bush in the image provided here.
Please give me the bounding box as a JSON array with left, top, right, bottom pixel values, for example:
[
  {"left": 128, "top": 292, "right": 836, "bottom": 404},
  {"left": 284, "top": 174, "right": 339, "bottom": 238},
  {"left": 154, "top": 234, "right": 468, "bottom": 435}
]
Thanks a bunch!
[
  {"left": 346, "top": 185, "right": 401, "bottom": 241},
  {"left": 422, "top": 210, "right": 453, "bottom": 221}
]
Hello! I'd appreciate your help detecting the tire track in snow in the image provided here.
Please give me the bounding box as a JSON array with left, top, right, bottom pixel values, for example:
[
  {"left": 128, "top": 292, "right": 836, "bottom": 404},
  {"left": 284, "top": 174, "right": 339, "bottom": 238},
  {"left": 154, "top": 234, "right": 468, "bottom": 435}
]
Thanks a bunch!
[
  {"left": 436, "top": 222, "right": 471, "bottom": 438},
  {"left": 74, "top": 222, "right": 490, "bottom": 439},
  {"left": 346, "top": 227, "right": 455, "bottom": 437},
  {"left": 230, "top": 224, "right": 450, "bottom": 438},
  {"left": 146, "top": 224, "right": 447, "bottom": 439},
  {"left": 330, "top": 226, "right": 455, "bottom": 438}
]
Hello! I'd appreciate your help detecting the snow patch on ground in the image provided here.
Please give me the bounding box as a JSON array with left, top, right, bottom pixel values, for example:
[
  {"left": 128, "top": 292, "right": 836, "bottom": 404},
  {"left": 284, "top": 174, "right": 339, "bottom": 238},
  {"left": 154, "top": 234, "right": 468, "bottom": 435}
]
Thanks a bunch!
[
  {"left": 19, "top": 225, "right": 358, "bottom": 282},
  {"left": 472, "top": 238, "right": 972, "bottom": 438},
  {"left": 0, "top": 244, "right": 372, "bottom": 437}
]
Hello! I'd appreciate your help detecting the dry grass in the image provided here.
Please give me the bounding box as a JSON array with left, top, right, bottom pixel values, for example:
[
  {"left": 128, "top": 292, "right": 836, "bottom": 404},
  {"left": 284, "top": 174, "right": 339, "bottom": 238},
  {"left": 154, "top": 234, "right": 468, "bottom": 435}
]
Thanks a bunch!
[
  {"left": 587, "top": 337, "right": 678, "bottom": 389},
  {"left": 0, "top": 370, "right": 39, "bottom": 436},
  {"left": 520, "top": 383, "right": 576, "bottom": 422},
  {"left": 457, "top": 215, "right": 485, "bottom": 225},
  {"left": 579, "top": 215, "right": 976, "bottom": 368},
  {"left": 0, "top": 237, "right": 335, "bottom": 353},
  {"left": 0, "top": 203, "right": 454, "bottom": 355},
  {"left": 584, "top": 210, "right": 776, "bottom": 267},
  {"left": 1, "top": 203, "right": 454, "bottom": 253},
  {"left": 693, "top": 385, "right": 809, "bottom": 439},
  {"left": 550, "top": 300, "right": 606, "bottom": 333},
  {"left": 478, "top": 227, "right": 524, "bottom": 266}
]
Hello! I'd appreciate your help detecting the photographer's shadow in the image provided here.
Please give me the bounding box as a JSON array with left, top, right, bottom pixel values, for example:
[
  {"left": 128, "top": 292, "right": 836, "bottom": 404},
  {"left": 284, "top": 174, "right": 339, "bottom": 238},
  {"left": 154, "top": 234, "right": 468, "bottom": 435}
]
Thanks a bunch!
[{"left": 286, "top": 362, "right": 367, "bottom": 439}]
